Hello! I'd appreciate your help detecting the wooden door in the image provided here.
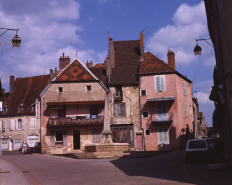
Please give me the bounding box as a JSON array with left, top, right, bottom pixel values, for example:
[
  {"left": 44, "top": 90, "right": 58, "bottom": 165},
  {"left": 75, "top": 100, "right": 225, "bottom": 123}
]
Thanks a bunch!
[{"left": 136, "top": 134, "right": 143, "bottom": 149}]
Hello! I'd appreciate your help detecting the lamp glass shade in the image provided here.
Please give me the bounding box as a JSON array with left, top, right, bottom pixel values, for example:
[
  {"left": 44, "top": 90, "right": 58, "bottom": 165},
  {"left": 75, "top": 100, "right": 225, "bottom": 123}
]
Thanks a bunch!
[
  {"left": 12, "top": 35, "right": 21, "bottom": 47},
  {"left": 194, "top": 44, "right": 202, "bottom": 55}
]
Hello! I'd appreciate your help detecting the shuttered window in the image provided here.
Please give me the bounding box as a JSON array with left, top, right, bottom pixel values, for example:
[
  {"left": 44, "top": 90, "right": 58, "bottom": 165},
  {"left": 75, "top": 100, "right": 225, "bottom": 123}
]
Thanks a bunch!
[
  {"left": 113, "top": 103, "right": 126, "bottom": 117},
  {"left": 185, "top": 103, "right": 188, "bottom": 117},
  {"left": 63, "top": 131, "right": 68, "bottom": 146},
  {"left": 92, "top": 129, "right": 102, "bottom": 143},
  {"left": 21, "top": 119, "right": 24, "bottom": 129},
  {"left": 14, "top": 119, "right": 17, "bottom": 130},
  {"left": 2, "top": 120, "right": 6, "bottom": 130},
  {"left": 9, "top": 119, "right": 14, "bottom": 130},
  {"left": 50, "top": 131, "right": 55, "bottom": 147},
  {"left": 183, "top": 81, "right": 187, "bottom": 95},
  {"left": 155, "top": 76, "right": 165, "bottom": 92},
  {"left": 30, "top": 118, "right": 36, "bottom": 129},
  {"left": 158, "top": 128, "right": 169, "bottom": 144}
]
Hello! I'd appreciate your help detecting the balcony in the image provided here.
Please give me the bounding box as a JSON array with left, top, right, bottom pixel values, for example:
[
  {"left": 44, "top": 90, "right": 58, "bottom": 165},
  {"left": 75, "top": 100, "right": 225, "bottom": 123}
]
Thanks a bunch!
[
  {"left": 48, "top": 115, "right": 104, "bottom": 127},
  {"left": 151, "top": 112, "right": 173, "bottom": 123}
]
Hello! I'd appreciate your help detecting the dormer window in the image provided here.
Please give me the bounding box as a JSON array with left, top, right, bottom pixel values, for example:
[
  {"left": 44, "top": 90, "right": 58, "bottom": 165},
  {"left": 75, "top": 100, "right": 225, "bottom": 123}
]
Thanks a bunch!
[
  {"left": 3, "top": 106, "right": 8, "bottom": 114},
  {"left": 31, "top": 103, "right": 35, "bottom": 112},
  {"left": 18, "top": 104, "right": 24, "bottom": 113}
]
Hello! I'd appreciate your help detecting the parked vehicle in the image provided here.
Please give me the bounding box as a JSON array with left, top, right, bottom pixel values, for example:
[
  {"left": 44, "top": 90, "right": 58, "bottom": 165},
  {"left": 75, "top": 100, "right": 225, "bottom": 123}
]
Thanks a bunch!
[
  {"left": 34, "top": 142, "right": 41, "bottom": 153},
  {"left": 185, "top": 138, "right": 215, "bottom": 163},
  {"left": 20, "top": 142, "right": 30, "bottom": 154}
]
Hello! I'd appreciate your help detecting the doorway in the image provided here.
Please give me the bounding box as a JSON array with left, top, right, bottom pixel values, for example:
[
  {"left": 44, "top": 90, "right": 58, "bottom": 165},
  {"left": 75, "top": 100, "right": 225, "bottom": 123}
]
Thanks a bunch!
[{"left": 73, "top": 130, "right": 80, "bottom": 150}]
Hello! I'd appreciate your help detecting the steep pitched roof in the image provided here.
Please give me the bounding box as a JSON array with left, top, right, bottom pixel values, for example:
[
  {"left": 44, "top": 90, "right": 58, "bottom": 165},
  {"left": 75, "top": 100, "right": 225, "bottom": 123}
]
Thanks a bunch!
[
  {"left": 109, "top": 40, "right": 141, "bottom": 85},
  {"left": 139, "top": 52, "right": 175, "bottom": 74},
  {"left": 54, "top": 59, "right": 98, "bottom": 82},
  {"left": 3, "top": 75, "right": 50, "bottom": 116},
  {"left": 88, "top": 67, "right": 107, "bottom": 86}
]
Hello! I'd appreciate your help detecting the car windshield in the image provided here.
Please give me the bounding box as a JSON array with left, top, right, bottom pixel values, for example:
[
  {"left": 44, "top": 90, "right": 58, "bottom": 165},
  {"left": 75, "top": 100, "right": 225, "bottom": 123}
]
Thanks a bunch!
[{"left": 189, "top": 140, "right": 206, "bottom": 149}]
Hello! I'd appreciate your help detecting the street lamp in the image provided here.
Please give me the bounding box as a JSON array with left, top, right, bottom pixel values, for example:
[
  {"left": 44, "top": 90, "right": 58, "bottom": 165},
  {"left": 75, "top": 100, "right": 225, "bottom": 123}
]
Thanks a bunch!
[
  {"left": 194, "top": 38, "right": 213, "bottom": 55},
  {"left": 0, "top": 28, "right": 21, "bottom": 47}
]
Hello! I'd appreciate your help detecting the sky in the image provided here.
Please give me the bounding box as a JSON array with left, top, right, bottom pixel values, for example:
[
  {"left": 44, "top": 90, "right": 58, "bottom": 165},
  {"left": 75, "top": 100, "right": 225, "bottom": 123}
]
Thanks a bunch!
[{"left": 0, "top": 0, "right": 215, "bottom": 126}]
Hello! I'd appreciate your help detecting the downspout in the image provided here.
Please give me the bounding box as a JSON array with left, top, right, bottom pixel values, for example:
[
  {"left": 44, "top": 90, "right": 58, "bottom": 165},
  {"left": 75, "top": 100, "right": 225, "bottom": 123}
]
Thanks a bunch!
[
  {"left": 139, "top": 76, "right": 145, "bottom": 150},
  {"left": 126, "top": 96, "right": 132, "bottom": 123}
]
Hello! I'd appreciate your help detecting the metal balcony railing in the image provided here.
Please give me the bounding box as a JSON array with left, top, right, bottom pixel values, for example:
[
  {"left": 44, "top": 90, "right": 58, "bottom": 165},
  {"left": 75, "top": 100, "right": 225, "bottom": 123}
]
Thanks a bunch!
[
  {"left": 48, "top": 115, "right": 104, "bottom": 126},
  {"left": 151, "top": 112, "right": 173, "bottom": 123}
]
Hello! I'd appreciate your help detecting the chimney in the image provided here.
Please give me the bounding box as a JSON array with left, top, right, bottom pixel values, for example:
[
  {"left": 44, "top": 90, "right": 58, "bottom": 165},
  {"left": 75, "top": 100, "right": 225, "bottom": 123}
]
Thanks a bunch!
[
  {"left": 140, "top": 32, "right": 144, "bottom": 61},
  {"left": 167, "top": 50, "right": 176, "bottom": 70},
  {"left": 86, "top": 60, "right": 93, "bottom": 68},
  {"left": 55, "top": 67, "right": 58, "bottom": 76},
  {"left": 9, "top": 75, "right": 15, "bottom": 94},
  {"left": 106, "top": 55, "right": 111, "bottom": 77},
  {"left": 50, "top": 69, "right": 54, "bottom": 81},
  {"left": 2, "top": 88, "right": 5, "bottom": 94},
  {"left": 59, "top": 53, "right": 70, "bottom": 72},
  {"left": 109, "top": 37, "right": 114, "bottom": 67}
]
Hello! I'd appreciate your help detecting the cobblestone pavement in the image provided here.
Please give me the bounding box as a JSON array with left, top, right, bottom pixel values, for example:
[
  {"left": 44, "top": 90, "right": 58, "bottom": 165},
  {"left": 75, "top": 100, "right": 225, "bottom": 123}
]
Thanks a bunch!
[{"left": 0, "top": 150, "right": 231, "bottom": 185}]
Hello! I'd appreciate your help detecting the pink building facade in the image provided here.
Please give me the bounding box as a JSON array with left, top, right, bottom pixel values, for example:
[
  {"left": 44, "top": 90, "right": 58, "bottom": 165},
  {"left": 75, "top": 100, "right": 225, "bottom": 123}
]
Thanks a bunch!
[{"left": 140, "top": 51, "right": 194, "bottom": 151}]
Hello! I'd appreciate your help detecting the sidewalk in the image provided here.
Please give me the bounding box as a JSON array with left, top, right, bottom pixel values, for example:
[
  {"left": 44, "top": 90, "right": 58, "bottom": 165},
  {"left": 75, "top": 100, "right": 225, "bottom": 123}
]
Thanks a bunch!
[{"left": 0, "top": 157, "right": 29, "bottom": 185}]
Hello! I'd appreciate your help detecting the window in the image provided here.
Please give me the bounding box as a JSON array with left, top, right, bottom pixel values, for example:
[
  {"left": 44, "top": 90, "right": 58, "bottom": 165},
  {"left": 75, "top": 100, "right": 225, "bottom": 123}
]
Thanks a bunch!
[
  {"left": 30, "top": 118, "right": 36, "bottom": 129},
  {"left": 156, "top": 102, "right": 167, "bottom": 121},
  {"left": 87, "top": 85, "right": 91, "bottom": 91},
  {"left": 9, "top": 119, "right": 14, "bottom": 131},
  {"left": 183, "top": 81, "right": 187, "bottom": 95},
  {"left": 31, "top": 104, "right": 35, "bottom": 112},
  {"left": 3, "top": 106, "right": 8, "bottom": 114},
  {"left": 58, "top": 87, "right": 63, "bottom": 92},
  {"left": 155, "top": 76, "right": 165, "bottom": 92},
  {"left": 141, "top": 90, "right": 147, "bottom": 96},
  {"left": 115, "top": 86, "right": 122, "bottom": 97},
  {"left": 145, "top": 129, "right": 150, "bottom": 136},
  {"left": 185, "top": 103, "right": 188, "bottom": 117},
  {"left": 158, "top": 128, "right": 169, "bottom": 144},
  {"left": 18, "top": 119, "right": 24, "bottom": 129},
  {"left": 2, "top": 120, "right": 6, "bottom": 131},
  {"left": 56, "top": 131, "right": 63, "bottom": 141},
  {"left": 143, "top": 112, "right": 148, "bottom": 118},
  {"left": 113, "top": 102, "right": 126, "bottom": 117},
  {"left": 18, "top": 105, "right": 24, "bottom": 113},
  {"left": 14, "top": 119, "right": 17, "bottom": 130}
]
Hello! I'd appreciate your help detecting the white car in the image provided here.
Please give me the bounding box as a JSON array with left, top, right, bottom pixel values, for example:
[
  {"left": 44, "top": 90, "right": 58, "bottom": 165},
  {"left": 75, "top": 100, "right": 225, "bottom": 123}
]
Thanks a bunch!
[{"left": 185, "top": 138, "right": 215, "bottom": 163}]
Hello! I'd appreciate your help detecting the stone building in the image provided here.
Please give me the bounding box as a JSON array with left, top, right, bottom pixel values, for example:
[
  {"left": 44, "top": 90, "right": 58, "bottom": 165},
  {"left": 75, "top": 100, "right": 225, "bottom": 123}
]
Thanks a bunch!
[
  {"left": 0, "top": 75, "right": 50, "bottom": 151},
  {"left": 40, "top": 55, "right": 108, "bottom": 154},
  {"left": 103, "top": 35, "right": 143, "bottom": 150}
]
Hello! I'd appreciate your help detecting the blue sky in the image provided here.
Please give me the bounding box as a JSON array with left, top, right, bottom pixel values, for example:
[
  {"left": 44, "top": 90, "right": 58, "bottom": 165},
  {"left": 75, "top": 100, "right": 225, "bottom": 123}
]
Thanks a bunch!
[{"left": 0, "top": 0, "right": 214, "bottom": 126}]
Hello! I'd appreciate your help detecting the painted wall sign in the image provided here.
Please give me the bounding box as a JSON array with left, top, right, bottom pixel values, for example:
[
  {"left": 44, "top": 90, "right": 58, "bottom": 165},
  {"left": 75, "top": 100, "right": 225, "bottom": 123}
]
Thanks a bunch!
[{"left": 36, "top": 99, "right": 40, "bottom": 119}]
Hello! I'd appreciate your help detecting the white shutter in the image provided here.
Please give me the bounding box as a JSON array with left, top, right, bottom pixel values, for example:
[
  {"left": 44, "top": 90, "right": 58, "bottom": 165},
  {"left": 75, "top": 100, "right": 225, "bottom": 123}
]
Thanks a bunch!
[
  {"left": 156, "top": 76, "right": 160, "bottom": 91},
  {"left": 21, "top": 119, "right": 24, "bottom": 129},
  {"left": 3, "top": 120, "right": 6, "bottom": 130},
  {"left": 183, "top": 81, "right": 187, "bottom": 95},
  {"left": 31, "top": 118, "right": 35, "bottom": 129},
  {"left": 163, "top": 128, "right": 168, "bottom": 144},
  {"left": 160, "top": 76, "right": 165, "bottom": 91},
  {"left": 15, "top": 119, "right": 17, "bottom": 130},
  {"left": 0, "top": 120, "right": 2, "bottom": 131},
  {"left": 158, "top": 128, "right": 169, "bottom": 144},
  {"left": 185, "top": 103, "right": 188, "bottom": 116},
  {"left": 158, "top": 128, "right": 163, "bottom": 143},
  {"left": 34, "top": 119, "right": 36, "bottom": 129}
]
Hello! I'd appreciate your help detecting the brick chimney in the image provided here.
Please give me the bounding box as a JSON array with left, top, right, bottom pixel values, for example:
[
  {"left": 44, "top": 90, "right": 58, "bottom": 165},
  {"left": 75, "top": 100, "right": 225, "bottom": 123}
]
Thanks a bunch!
[
  {"left": 54, "top": 67, "right": 58, "bottom": 77},
  {"left": 50, "top": 69, "right": 54, "bottom": 81},
  {"left": 59, "top": 53, "right": 70, "bottom": 72},
  {"left": 140, "top": 32, "right": 144, "bottom": 61},
  {"left": 9, "top": 75, "right": 15, "bottom": 94},
  {"left": 109, "top": 37, "right": 114, "bottom": 68},
  {"left": 2, "top": 88, "right": 5, "bottom": 94},
  {"left": 86, "top": 60, "right": 93, "bottom": 68},
  {"left": 167, "top": 50, "right": 176, "bottom": 70}
]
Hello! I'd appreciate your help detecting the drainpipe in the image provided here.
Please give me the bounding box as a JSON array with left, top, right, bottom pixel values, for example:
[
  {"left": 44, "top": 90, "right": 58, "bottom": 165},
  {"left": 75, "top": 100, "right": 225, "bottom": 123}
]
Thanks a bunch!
[
  {"left": 139, "top": 76, "right": 145, "bottom": 150},
  {"left": 126, "top": 96, "right": 132, "bottom": 123}
]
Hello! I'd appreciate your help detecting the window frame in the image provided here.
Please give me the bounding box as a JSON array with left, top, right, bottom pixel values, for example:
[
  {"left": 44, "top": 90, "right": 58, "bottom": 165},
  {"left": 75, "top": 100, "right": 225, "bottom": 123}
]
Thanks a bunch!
[
  {"left": 185, "top": 103, "right": 188, "bottom": 117},
  {"left": 142, "top": 111, "right": 149, "bottom": 118},
  {"left": 30, "top": 118, "right": 36, "bottom": 129},
  {"left": 158, "top": 127, "right": 169, "bottom": 144},
  {"left": 113, "top": 102, "right": 126, "bottom": 117},
  {"left": 58, "top": 87, "right": 63, "bottom": 93},
  {"left": 87, "top": 85, "right": 91, "bottom": 91},
  {"left": 145, "top": 129, "right": 151, "bottom": 136},
  {"left": 141, "top": 89, "right": 147, "bottom": 96},
  {"left": 155, "top": 76, "right": 165, "bottom": 92}
]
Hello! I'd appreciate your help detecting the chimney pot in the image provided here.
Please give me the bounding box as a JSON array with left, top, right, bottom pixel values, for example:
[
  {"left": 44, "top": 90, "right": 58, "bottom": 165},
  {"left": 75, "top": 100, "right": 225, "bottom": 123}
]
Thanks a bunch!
[
  {"left": 59, "top": 53, "right": 70, "bottom": 71},
  {"left": 2, "top": 88, "right": 5, "bottom": 94}
]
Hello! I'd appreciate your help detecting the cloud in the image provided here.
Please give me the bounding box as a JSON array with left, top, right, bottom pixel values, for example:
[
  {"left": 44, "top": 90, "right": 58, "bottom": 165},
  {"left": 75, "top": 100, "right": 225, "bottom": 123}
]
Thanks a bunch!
[
  {"left": 146, "top": 1, "right": 208, "bottom": 65},
  {"left": 204, "top": 56, "right": 216, "bottom": 67},
  {"left": 195, "top": 92, "right": 213, "bottom": 105}
]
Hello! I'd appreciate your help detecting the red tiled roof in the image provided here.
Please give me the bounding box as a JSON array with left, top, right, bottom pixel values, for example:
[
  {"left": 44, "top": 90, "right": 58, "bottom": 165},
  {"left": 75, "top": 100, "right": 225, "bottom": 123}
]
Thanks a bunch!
[
  {"left": 54, "top": 59, "right": 97, "bottom": 82},
  {"left": 139, "top": 52, "right": 175, "bottom": 74},
  {"left": 4, "top": 75, "right": 50, "bottom": 116},
  {"left": 94, "top": 63, "right": 105, "bottom": 68},
  {"left": 109, "top": 40, "right": 141, "bottom": 85}
]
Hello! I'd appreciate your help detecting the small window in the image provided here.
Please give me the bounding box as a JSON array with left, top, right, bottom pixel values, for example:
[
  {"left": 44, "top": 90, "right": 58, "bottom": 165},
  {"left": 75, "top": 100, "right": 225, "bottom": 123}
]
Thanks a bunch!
[
  {"left": 115, "top": 86, "right": 122, "bottom": 97},
  {"left": 58, "top": 87, "right": 63, "bottom": 93},
  {"left": 87, "top": 85, "right": 91, "bottom": 91},
  {"left": 145, "top": 129, "right": 150, "bottom": 136},
  {"left": 18, "top": 106, "right": 24, "bottom": 113},
  {"left": 3, "top": 106, "right": 8, "bottom": 114},
  {"left": 143, "top": 112, "right": 148, "bottom": 118},
  {"left": 56, "top": 131, "right": 63, "bottom": 141},
  {"left": 141, "top": 90, "right": 147, "bottom": 96},
  {"left": 31, "top": 104, "right": 35, "bottom": 112}
]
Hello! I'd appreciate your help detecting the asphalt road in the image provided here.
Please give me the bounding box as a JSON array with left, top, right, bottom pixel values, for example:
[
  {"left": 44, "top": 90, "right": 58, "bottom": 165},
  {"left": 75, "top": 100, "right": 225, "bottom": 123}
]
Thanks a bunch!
[{"left": 0, "top": 151, "right": 231, "bottom": 185}]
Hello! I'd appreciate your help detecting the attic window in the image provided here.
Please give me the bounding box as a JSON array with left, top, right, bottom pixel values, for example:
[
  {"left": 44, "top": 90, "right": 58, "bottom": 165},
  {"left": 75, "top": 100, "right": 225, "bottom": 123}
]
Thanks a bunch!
[
  {"left": 87, "top": 85, "right": 91, "bottom": 91},
  {"left": 3, "top": 106, "right": 8, "bottom": 114},
  {"left": 58, "top": 87, "right": 63, "bottom": 93},
  {"left": 18, "top": 105, "right": 24, "bottom": 113},
  {"left": 31, "top": 104, "right": 35, "bottom": 112},
  {"left": 141, "top": 90, "right": 147, "bottom": 96}
]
